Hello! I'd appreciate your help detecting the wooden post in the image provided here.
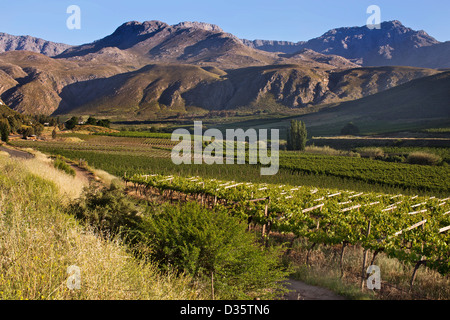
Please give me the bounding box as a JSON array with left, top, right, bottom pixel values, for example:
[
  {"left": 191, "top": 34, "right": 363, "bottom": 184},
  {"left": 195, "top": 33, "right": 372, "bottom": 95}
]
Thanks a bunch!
[
  {"left": 261, "top": 197, "right": 270, "bottom": 243},
  {"left": 211, "top": 272, "right": 215, "bottom": 300},
  {"left": 410, "top": 260, "right": 426, "bottom": 291},
  {"left": 360, "top": 220, "right": 371, "bottom": 290},
  {"left": 340, "top": 242, "right": 347, "bottom": 279}
]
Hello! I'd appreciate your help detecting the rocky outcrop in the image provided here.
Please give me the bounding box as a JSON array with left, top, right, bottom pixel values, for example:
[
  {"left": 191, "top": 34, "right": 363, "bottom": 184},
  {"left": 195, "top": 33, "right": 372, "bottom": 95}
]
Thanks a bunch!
[{"left": 0, "top": 33, "right": 72, "bottom": 56}]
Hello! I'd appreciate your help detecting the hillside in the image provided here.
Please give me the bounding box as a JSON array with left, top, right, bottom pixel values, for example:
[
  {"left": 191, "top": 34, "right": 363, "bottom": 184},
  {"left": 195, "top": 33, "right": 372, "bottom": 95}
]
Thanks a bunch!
[
  {"left": 293, "top": 71, "right": 450, "bottom": 134},
  {"left": 53, "top": 64, "right": 440, "bottom": 117}
]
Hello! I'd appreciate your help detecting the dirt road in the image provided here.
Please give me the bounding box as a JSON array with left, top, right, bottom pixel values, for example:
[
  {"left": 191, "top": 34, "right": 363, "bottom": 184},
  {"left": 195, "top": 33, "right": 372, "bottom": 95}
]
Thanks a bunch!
[
  {"left": 283, "top": 279, "right": 346, "bottom": 300},
  {"left": 0, "top": 146, "right": 34, "bottom": 159}
]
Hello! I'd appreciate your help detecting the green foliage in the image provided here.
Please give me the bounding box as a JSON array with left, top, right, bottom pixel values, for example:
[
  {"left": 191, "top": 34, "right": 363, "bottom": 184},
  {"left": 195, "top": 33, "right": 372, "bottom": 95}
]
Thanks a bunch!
[
  {"left": 358, "top": 147, "right": 385, "bottom": 159},
  {"left": 33, "top": 123, "right": 44, "bottom": 137},
  {"left": 69, "top": 184, "right": 142, "bottom": 235},
  {"left": 53, "top": 156, "right": 76, "bottom": 177},
  {"left": 86, "top": 116, "right": 97, "bottom": 126},
  {"left": 287, "top": 119, "right": 307, "bottom": 151},
  {"left": 141, "top": 202, "right": 288, "bottom": 299},
  {"left": 340, "top": 122, "right": 360, "bottom": 135},
  {"left": 65, "top": 116, "right": 79, "bottom": 130},
  {"left": 96, "top": 119, "right": 111, "bottom": 128},
  {"left": 0, "top": 119, "right": 10, "bottom": 142},
  {"left": 21, "top": 126, "right": 34, "bottom": 139},
  {"left": 280, "top": 152, "right": 450, "bottom": 193},
  {"left": 129, "top": 173, "right": 450, "bottom": 276}
]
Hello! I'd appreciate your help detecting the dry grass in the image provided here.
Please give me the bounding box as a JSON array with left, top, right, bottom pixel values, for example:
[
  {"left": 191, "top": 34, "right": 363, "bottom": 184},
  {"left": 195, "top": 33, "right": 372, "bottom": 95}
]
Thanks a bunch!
[
  {"left": 0, "top": 153, "right": 206, "bottom": 300},
  {"left": 304, "top": 145, "right": 360, "bottom": 157},
  {"left": 407, "top": 151, "right": 442, "bottom": 166},
  {"left": 358, "top": 147, "right": 385, "bottom": 159},
  {"left": 17, "top": 149, "right": 86, "bottom": 201}
]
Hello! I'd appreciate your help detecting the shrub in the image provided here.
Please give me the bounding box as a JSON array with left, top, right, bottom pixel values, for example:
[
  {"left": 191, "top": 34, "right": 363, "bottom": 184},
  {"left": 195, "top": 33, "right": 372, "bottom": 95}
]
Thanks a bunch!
[
  {"left": 385, "top": 155, "right": 406, "bottom": 163},
  {"left": 406, "top": 152, "right": 442, "bottom": 166},
  {"left": 141, "top": 202, "right": 289, "bottom": 299},
  {"left": 69, "top": 184, "right": 142, "bottom": 235},
  {"left": 358, "top": 147, "right": 385, "bottom": 159},
  {"left": 305, "top": 145, "right": 360, "bottom": 157},
  {"left": 53, "top": 156, "right": 76, "bottom": 177}
]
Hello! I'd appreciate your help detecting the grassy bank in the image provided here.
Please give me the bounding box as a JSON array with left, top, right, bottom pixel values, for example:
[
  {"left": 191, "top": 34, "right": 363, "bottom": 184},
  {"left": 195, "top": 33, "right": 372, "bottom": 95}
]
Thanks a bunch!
[{"left": 0, "top": 151, "right": 206, "bottom": 300}]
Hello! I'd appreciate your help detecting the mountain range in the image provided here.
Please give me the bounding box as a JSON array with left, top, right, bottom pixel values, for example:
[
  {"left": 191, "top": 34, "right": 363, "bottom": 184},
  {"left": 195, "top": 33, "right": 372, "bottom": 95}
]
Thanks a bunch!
[
  {"left": 243, "top": 20, "right": 450, "bottom": 69},
  {"left": 0, "top": 19, "right": 448, "bottom": 123}
]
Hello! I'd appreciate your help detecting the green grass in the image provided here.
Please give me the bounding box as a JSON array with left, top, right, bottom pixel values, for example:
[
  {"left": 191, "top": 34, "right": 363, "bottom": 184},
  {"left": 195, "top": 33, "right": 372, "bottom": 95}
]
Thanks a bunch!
[{"left": 53, "top": 156, "right": 76, "bottom": 176}]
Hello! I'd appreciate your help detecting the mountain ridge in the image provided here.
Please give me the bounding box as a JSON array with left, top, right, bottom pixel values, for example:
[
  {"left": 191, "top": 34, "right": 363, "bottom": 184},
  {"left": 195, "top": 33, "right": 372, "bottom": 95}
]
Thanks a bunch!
[{"left": 0, "top": 19, "right": 447, "bottom": 121}]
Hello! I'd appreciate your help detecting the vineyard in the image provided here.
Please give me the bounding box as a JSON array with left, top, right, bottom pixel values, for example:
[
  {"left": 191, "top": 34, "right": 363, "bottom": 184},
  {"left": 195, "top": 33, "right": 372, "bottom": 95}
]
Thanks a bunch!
[
  {"left": 280, "top": 153, "right": 450, "bottom": 193},
  {"left": 125, "top": 173, "right": 450, "bottom": 278}
]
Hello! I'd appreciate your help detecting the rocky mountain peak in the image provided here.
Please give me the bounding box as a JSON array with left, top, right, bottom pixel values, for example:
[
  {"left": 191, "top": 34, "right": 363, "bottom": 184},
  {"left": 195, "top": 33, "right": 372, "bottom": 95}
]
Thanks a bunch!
[
  {"left": 111, "top": 20, "right": 169, "bottom": 37},
  {"left": 173, "top": 21, "right": 223, "bottom": 33}
]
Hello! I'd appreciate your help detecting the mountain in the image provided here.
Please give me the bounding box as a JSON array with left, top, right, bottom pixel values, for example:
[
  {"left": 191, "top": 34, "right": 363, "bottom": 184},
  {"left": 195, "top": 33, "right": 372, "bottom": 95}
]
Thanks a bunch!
[
  {"left": 56, "top": 20, "right": 279, "bottom": 69},
  {"left": 293, "top": 71, "right": 450, "bottom": 134},
  {"left": 0, "top": 33, "right": 72, "bottom": 57},
  {"left": 242, "top": 21, "right": 448, "bottom": 69},
  {"left": 242, "top": 39, "right": 304, "bottom": 54},
  {"left": 0, "top": 49, "right": 437, "bottom": 117},
  {"left": 56, "top": 20, "right": 359, "bottom": 70},
  {"left": 0, "top": 20, "right": 447, "bottom": 119}
]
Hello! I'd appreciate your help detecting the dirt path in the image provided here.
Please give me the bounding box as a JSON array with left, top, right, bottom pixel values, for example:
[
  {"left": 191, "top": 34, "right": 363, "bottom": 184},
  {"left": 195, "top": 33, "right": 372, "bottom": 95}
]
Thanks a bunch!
[
  {"left": 0, "top": 145, "right": 34, "bottom": 159},
  {"left": 67, "top": 163, "right": 98, "bottom": 186},
  {"left": 283, "top": 278, "right": 346, "bottom": 300}
]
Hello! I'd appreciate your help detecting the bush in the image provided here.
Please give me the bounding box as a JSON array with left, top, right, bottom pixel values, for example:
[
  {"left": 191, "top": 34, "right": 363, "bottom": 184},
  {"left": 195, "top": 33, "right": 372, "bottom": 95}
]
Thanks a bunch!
[
  {"left": 385, "top": 155, "right": 406, "bottom": 163},
  {"left": 305, "top": 145, "right": 360, "bottom": 157},
  {"left": 53, "top": 156, "right": 76, "bottom": 177},
  {"left": 406, "top": 152, "right": 442, "bottom": 166},
  {"left": 358, "top": 147, "right": 385, "bottom": 159},
  {"left": 69, "top": 184, "right": 142, "bottom": 235},
  {"left": 141, "top": 202, "right": 289, "bottom": 299}
]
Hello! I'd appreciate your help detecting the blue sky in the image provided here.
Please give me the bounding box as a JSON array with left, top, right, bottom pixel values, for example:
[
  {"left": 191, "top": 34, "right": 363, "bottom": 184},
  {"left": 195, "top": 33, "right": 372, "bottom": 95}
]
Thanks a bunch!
[{"left": 1, "top": 0, "right": 449, "bottom": 45}]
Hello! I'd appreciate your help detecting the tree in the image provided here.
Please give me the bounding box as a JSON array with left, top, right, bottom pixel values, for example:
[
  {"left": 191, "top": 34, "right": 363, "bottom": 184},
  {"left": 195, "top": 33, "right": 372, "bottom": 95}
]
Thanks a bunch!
[
  {"left": 0, "top": 119, "right": 10, "bottom": 142},
  {"left": 22, "top": 126, "right": 34, "bottom": 139},
  {"left": 65, "top": 116, "right": 78, "bottom": 130},
  {"left": 86, "top": 116, "right": 97, "bottom": 125},
  {"left": 341, "top": 122, "right": 360, "bottom": 136},
  {"left": 7, "top": 117, "right": 21, "bottom": 133},
  {"left": 96, "top": 119, "right": 111, "bottom": 128},
  {"left": 286, "top": 119, "right": 307, "bottom": 151},
  {"left": 33, "top": 123, "right": 44, "bottom": 137},
  {"left": 142, "top": 202, "right": 288, "bottom": 299}
]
